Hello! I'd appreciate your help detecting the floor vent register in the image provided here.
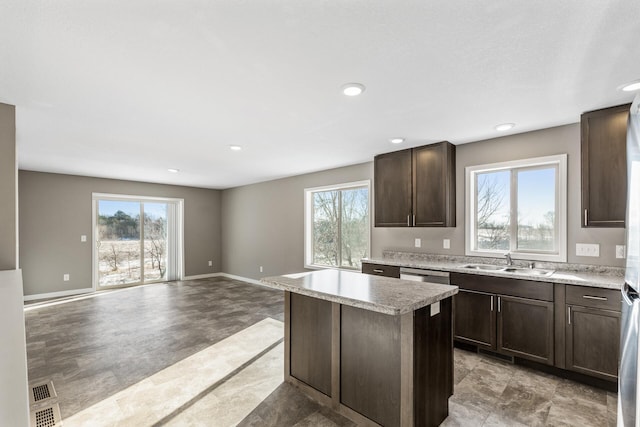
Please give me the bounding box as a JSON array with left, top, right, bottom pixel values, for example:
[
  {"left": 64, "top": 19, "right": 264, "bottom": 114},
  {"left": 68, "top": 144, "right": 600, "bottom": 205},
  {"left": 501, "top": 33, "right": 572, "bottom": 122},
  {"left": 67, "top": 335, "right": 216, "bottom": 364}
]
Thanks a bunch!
[{"left": 29, "top": 380, "right": 63, "bottom": 427}]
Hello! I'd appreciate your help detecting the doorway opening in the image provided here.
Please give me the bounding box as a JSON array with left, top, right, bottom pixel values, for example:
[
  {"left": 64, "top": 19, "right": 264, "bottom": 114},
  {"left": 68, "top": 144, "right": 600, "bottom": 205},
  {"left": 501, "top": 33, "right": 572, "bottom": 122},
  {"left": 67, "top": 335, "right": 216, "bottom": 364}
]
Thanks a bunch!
[{"left": 92, "top": 194, "right": 183, "bottom": 290}]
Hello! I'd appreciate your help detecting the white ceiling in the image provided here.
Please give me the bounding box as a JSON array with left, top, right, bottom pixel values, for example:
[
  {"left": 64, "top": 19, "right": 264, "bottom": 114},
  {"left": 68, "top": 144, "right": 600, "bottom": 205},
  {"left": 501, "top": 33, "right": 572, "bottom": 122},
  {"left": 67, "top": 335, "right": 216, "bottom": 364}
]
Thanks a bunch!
[{"left": 1, "top": 1, "right": 639, "bottom": 189}]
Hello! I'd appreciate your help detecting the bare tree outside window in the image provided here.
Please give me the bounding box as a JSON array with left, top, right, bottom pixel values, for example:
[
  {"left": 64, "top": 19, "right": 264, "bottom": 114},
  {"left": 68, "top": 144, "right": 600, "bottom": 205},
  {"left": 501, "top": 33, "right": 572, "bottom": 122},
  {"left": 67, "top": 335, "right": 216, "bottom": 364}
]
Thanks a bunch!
[
  {"left": 476, "top": 171, "right": 510, "bottom": 250},
  {"left": 473, "top": 165, "right": 558, "bottom": 253},
  {"left": 310, "top": 185, "right": 369, "bottom": 269},
  {"left": 97, "top": 200, "right": 169, "bottom": 286}
]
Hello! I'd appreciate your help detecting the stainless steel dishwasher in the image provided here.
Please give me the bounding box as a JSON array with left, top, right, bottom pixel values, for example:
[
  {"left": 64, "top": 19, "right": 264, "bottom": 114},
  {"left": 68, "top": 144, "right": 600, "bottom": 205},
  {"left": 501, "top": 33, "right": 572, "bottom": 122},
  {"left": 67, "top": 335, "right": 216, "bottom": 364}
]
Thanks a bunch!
[{"left": 399, "top": 267, "right": 450, "bottom": 285}]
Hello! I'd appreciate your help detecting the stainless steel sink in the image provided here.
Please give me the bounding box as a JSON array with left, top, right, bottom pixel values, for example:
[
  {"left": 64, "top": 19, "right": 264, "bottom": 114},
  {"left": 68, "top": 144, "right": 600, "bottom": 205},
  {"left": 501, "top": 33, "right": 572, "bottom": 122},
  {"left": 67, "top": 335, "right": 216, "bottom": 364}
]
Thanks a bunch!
[
  {"left": 462, "top": 264, "right": 555, "bottom": 277},
  {"left": 462, "top": 264, "right": 505, "bottom": 271},
  {"left": 503, "top": 267, "right": 555, "bottom": 277}
]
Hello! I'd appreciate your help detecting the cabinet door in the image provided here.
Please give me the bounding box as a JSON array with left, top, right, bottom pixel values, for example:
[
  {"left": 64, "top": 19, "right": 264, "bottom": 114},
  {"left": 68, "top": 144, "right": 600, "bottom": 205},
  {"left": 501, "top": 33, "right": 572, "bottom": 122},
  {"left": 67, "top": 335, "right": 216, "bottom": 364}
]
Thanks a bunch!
[
  {"left": 374, "top": 149, "right": 412, "bottom": 227},
  {"left": 453, "top": 290, "right": 496, "bottom": 349},
  {"left": 497, "top": 295, "right": 554, "bottom": 365},
  {"left": 581, "top": 103, "right": 630, "bottom": 227},
  {"left": 413, "top": 142, "right": 456, "bottom": 227},
  {"left": 566, "top": 305, "right": 621, "bottom": 381}
]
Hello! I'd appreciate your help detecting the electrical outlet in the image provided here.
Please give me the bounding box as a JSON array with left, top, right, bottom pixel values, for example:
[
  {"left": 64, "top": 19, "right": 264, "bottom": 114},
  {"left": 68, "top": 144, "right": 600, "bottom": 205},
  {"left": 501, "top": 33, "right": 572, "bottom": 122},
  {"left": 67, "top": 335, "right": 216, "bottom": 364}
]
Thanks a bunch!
[
  {"left": 616, "top": 245, "right": 626, "bottom": 259},
  {"left": 414, "top": 238, "right": 421, "bottom": 248},
  {"left": 63, "top": 274, "right": 70, "bottom": 281},
  {"left": 443, "top": 239, "right": 450, "bottom": 249},
  {"left": 576, "top": 243, "right": 600, "bottom": 257},
  {"left": 80, "top": 235, "right": 87, "bottom": 242},
  {"left": 260, "top": 266, "right": 264, "bottom": 273},
  {"left": 208, "top": 260, "right": 213, "bottom": 267}
]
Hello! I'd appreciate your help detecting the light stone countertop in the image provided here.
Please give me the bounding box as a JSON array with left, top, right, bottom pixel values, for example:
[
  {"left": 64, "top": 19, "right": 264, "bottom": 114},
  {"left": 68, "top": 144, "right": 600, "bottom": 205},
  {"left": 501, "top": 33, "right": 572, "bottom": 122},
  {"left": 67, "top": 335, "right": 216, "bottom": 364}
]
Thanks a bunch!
[
  {"left": 364, "top": 252, "right": 625, "bottom": 290},
  {"left": 260, "top": 269, "right": 458, "bottom": 316}
]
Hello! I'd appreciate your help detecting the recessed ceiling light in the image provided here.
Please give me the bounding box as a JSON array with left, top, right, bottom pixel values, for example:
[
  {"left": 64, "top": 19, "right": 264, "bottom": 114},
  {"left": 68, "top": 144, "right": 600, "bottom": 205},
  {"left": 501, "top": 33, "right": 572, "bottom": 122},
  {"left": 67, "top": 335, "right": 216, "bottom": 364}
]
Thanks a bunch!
[
  {"left": 621, "top": 80, "right": 640, "bottom": 92},
  {"left": 229, "top": 145, "right": 242, "bottom": 151},
  {"left": 342, "top": 83, "right": 365, "bottom": 97},
  {"left": 390, "top": 138, "right": 405, "bottom": 144},
  {"left": 167, "top": 168, "right": 179, "bottom": 173},
  {"left": 494, "top": 123, "right": 515, "bottom": 132}
]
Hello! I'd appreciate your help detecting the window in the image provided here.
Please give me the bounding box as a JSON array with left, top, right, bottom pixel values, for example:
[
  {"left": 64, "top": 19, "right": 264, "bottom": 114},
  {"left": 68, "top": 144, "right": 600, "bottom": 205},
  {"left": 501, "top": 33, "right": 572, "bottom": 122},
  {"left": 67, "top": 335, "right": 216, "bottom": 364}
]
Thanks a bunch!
[
  {"left": 304, "top": 181, "right": 370, "bottom": 270},
  {"left": 92, "top": 193, "right": 184, "bottom": 290},
  {"left": 465, "top": 155, "right": 567, "bottom": 262}
]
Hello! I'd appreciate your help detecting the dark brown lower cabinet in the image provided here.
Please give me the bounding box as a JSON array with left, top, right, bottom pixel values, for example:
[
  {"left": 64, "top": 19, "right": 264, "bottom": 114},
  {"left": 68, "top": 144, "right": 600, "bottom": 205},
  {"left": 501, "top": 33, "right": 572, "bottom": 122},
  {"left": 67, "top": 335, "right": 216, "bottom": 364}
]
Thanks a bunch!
[
  {"left": 566, "top": 305, "right": 621, "bottom": 381},
  {"left": 498, "top": 295, "right": 554, "bottom": 365},
  {"left": 453, "top": 285, "right": 554, "bottom": 365},
  {"left": 453, "top": 290, "right": 496, "bottom": 349}
]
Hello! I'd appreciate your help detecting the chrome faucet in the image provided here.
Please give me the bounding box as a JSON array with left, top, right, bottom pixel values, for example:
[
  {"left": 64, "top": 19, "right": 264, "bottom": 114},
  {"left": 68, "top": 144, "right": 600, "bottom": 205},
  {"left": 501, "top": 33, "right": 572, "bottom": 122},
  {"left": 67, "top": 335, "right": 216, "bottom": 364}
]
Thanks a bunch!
[{"left": 505, "top": 252, "right": 513, "bottom": 266}]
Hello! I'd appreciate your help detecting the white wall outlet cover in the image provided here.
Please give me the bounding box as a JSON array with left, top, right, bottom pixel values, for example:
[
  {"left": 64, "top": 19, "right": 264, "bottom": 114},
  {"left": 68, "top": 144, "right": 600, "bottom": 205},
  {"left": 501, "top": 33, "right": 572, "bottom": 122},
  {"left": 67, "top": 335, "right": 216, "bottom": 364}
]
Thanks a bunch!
[
  {"left": 616, "top": 245, "right": 626, "bottom": 259},
  {"left": 443, "top": 239, "right": 450, "bottom": 249},
  {"left": 63, "top": 274, "right": 70, "bottom": 281},
  {"left": 260, "top": 266, "right": 264, "bottom": 272},
  {"left": 414, "top": 238, "right": 421, "bottom": 248},
  {"left": 430, "top": 301, "right": 440, "bottom": 317},
  {"left": 80, "top": 235, "right": 87, "bottom": 242},
  {"left": 208, "top": 260, "right": 213, "bottom": 266},
  {"left": 576, "top": 243, "right": 600, "bottom": 257}
]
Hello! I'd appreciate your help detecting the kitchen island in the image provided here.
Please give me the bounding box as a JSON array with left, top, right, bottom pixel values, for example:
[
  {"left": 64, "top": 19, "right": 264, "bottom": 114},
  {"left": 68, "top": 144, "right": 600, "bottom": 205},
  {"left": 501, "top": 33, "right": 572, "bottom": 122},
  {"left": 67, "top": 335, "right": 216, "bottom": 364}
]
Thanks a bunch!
[{"left": 261, "top": 269, "right": 458, "bottom": 427}]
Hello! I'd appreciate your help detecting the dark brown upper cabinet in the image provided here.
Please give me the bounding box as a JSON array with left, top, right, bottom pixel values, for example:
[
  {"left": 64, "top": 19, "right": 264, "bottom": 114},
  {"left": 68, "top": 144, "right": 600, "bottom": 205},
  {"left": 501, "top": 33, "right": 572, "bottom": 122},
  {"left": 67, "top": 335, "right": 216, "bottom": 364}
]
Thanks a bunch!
[
  {"left": 374, "top": 141, "right": 455, "bottom": 227},
  {"left": 581, "top": 103, "right": 630, "bottom": 228}
]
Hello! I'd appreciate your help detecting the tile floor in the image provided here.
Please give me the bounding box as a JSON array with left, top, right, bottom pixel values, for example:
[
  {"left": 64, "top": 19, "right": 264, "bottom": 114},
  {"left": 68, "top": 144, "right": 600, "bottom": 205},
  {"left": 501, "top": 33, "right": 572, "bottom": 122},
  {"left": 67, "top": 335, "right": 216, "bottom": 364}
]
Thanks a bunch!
[{"left": 24, "top": 278, "right": 618, "bottom": 426}]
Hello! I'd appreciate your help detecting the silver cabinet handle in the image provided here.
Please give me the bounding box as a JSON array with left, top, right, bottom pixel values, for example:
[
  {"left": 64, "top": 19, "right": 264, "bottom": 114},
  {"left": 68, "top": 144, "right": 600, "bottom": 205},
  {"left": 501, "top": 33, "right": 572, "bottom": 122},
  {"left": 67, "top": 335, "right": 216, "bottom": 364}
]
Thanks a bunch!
[
  {"left": 412, "top": 215, "right": 416, "bottom": 226},
  {"left": 583, "top": 295, "right": 607, "bottom": 301},
  {"left": 490, "top": 295, "right": 494, "bottom": 312},
  {"left": 407, "top": 214, "right": 411, "bottom": 226},
  {"left": 584, "top": 209, "right": 588, "bottom": 226},
  {"left": 497, "top": 296, "right": 501, "bottom": 312},
  {"left": 568, "top": 306, "right": 571, "bottom": 325},
  {"left": 373, "top": 269, "right": 384, "bottom": 273}
]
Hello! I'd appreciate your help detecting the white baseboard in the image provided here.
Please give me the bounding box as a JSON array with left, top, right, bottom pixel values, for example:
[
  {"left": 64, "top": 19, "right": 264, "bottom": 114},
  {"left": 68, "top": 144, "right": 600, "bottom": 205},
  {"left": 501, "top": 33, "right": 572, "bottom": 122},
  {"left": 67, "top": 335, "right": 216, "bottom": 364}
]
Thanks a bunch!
[
  {"left": 217, "top": 273, "right": 268, "bottom": 287},
  {"left": 182, "top": 272, "right": 224, "bottom": 280},
  {"left": 24, "top": 273, "right": 269, "bottom": 302},
  {"left": 23, "top": 287, "right": 94, "bottom": 302}
]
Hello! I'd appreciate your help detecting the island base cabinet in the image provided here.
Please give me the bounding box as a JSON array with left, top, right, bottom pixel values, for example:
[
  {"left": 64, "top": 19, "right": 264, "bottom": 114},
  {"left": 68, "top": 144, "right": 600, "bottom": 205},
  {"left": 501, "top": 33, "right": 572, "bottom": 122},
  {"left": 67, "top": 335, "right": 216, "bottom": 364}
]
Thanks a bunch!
[
  {"left": 284, "top": 291, "right": 454, "bottom": 427},
  {"left": 289, "top": 293, "right": 333, "bottom": 396},
  {"left": 341, "top": 300, "right": 453, "bottom": 427},
  {"left": 341, "top": 307, "right": 401, "bottom": 427}
]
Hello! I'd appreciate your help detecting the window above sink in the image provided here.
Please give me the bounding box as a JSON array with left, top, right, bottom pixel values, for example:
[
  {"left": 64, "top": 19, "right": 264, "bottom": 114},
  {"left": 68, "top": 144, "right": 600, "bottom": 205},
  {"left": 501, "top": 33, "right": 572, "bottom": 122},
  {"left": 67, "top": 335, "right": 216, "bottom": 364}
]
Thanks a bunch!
[{"left": 465, "top": 154, "right": 568, "bottom": 263}]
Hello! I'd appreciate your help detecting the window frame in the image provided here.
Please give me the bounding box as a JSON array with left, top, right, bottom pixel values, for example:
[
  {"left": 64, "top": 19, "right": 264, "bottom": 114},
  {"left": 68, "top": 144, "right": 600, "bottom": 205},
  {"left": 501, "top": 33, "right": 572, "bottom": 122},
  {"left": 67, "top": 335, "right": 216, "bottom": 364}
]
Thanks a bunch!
[
  {"left": 304, "top": 180, "right": 371, "bottom": 270},
  {"left": 92, "top": 193, "right": 185, "bottom": 290},
  {"left": 465, "top": 154, "right": 567, "bottom": 262}
]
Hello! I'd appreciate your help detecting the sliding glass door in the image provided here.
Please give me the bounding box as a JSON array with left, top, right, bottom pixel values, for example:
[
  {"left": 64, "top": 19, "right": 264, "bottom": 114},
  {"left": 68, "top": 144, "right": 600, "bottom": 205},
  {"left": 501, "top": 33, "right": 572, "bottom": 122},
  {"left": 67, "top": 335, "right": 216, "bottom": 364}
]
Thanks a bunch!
[{"left": 94, "top": 195, "right": 182, "bottom": 290}]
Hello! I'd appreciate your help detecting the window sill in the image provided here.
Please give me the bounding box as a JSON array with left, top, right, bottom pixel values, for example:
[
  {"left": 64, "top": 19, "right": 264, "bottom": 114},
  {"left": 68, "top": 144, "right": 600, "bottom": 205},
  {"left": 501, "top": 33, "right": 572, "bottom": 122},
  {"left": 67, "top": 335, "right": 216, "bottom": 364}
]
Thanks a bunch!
[{"left": 465, "top": 249, "right": 567, "bottom": 263}]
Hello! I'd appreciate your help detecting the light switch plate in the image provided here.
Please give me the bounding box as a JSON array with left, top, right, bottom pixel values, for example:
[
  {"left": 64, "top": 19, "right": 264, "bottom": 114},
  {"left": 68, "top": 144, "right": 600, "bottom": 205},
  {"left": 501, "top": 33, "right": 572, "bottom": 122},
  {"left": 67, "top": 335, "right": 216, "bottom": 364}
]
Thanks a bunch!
[
  {"left": 80, "top": 235, "right": 87, "bottom": 242},
  {"left": 414, "top": 238, "right": 421, "bottom": 248},
  {"left": 576, "top": 243, "right": 600, "bottom": 257},
  {"left": 443, "top": 239, "right": 450, "bottom": 249},
  {"left": 616, "top": 245, "right": 626, "bottom": 259},
  {"left": 63, "top": 274, "right": 70, "bottom": 281}
]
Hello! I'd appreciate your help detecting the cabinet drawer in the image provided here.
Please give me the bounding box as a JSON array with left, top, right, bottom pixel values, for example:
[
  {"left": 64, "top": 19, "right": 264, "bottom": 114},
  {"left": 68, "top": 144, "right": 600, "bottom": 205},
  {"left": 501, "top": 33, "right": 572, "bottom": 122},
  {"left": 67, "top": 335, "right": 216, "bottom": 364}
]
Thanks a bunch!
[
  {"left": 450, "top": 272, "right": 553, "bottom": 302},
  {"left": 361, "top": 262, "right": 400, "bottom": 278},
  {"left": 566, "top": 285, "right": 621, "bottom": 311}
]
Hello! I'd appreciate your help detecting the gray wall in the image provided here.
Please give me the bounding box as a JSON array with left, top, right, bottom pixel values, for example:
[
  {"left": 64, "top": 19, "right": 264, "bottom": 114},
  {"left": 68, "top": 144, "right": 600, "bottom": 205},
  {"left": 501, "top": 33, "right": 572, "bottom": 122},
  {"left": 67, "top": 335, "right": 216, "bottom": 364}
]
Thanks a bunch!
[
  {"left": 222, "top": 123, "right": 626, "bottom": 280},
  {"left": 221, "top": 163, "right": 373, "bottom": 279},
  {"left": 19, "top": 171, "right": 222, "bottom": 296},
  {"left": 0, "top": 103, "right": 17, "bottom": 270}
]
